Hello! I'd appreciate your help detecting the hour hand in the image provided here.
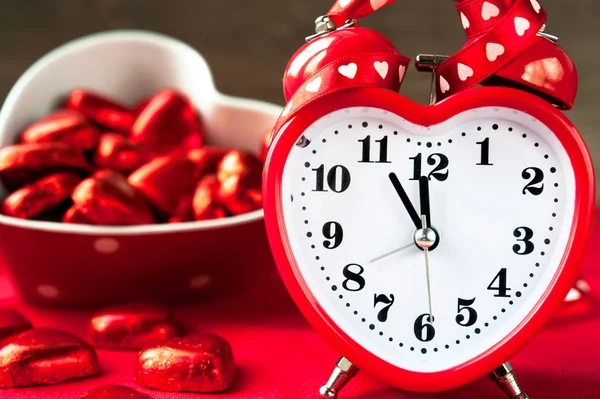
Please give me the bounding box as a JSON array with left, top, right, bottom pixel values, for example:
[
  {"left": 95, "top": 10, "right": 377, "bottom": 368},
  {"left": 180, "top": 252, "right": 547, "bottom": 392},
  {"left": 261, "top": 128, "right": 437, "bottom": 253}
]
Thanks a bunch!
[
  {"left": 419, "top": 176, "right": 431, "bottom": 227},
  {"left": 389, "top": 172, "right": 420, "bottom": 228}
]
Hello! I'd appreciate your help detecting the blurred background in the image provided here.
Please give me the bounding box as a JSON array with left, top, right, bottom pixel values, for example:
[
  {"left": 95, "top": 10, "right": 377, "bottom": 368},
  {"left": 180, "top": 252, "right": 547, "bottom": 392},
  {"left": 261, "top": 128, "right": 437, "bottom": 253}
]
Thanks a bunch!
[{"left": 0, "top": 0, "right": 598, "bottom": 197}]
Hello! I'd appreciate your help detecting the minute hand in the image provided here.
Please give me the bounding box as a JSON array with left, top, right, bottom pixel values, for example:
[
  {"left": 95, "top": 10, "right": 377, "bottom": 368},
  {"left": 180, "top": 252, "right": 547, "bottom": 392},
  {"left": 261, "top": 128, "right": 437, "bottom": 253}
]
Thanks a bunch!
[{"left": 388, "top": 172, "right": 421, "bottom": 229}]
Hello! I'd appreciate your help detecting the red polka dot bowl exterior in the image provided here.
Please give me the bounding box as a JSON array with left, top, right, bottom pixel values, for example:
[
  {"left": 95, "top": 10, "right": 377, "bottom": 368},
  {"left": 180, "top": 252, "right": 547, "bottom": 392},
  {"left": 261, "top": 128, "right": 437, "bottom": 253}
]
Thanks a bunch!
[{"left": 0, "top": 31, "right": 281, "bottom": 307}]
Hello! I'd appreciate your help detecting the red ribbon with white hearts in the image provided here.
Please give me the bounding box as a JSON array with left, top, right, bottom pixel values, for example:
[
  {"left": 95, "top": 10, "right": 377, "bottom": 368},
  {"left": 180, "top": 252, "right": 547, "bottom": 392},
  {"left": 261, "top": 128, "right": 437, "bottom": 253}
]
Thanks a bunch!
[
  {"left": 327, "top": 0, "right": 398, "bottom": 25},
  {"left": 269, "top": 0, "right": 546, "bottom": 145},
  {"left": 268, "top": 52, "right": 409, "bottom": 147},
  {"left": 435, "top": 0, "right": 546, "bottom": 100}
]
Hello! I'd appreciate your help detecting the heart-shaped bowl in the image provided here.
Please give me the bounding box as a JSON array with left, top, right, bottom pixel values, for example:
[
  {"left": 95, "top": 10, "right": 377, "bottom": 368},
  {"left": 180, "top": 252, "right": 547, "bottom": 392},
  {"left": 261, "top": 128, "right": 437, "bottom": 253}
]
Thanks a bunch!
[{"left": 0, "top": 30, "right": 281, "bottom": 307}]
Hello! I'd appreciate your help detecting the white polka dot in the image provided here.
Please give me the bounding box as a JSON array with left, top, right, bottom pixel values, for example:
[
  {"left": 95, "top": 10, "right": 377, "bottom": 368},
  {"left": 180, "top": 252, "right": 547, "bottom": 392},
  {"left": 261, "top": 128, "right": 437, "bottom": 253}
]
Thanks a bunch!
[
  {"left": 188, "top": 275, "right": 212, "bottom": 289},
  {"left": 94, "top": 238, "right": 120, "bottom": 254},
  {"left": 37, "top": 284, "right": 60, "bottom": 299}
]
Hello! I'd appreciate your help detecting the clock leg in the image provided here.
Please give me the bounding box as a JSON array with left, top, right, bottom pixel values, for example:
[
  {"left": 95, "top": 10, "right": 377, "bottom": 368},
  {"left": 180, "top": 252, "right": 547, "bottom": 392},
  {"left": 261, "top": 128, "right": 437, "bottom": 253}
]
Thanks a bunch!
[
  {"left": 489, "top": 362, "right": 529, "bottom": 399},
  {"left": 319, "top": 357, "right": 360, "bottom": 398}
]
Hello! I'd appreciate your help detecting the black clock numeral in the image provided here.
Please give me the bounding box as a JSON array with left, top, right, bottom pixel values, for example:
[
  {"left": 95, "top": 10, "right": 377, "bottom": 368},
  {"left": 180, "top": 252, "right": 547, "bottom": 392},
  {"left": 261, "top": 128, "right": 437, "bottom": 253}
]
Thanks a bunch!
[
  {"left": 414, "top": 313, "right": 436, "bottom": 342},
  {"left": 313, "top": 164, "right": 351, "bottom": 193},
  {"left": 359, "top": 135, "right": 391, "bottom": 163},
  {"left": 373, "top": 294, "right": 395, "bottom": 322},
  {"left": 513, "top": 227, "right": 534, "bottom": 255},
  {"left": 410, "top": 153, "right": 449, "bottom": 181},
  {"left": 455, "top": 298, "right": 478, "bottom": 327},
  {"left": 522, "top": 167, "right": 544, "bottom": 196},
  {"left": 487, "top": 268, "right": 511, "bottom": 298},
  {"left": 342, "top": 264, "right": 365, "bottom": 292},
  {"left": 322, "top": 221, "right": 343, "bottom": 249},
  {"left": 476, "top": 138, "right": 493, "bottom": 165}
]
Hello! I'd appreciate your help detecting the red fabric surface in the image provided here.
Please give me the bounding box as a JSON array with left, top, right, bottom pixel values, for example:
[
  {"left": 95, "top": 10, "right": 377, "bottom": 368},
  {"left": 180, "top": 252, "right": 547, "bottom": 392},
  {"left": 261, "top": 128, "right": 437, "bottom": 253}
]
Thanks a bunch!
[{"left": 1, "top": 216, "right": 599, "bottom": 398}]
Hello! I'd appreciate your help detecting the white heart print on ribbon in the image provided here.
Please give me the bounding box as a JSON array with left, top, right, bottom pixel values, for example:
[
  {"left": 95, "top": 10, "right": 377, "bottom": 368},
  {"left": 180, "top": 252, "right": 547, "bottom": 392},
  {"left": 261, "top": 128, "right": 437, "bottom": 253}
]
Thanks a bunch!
[
  {"left": 374, "top": 61, "right": 389, "bottom": 79},
  {"left": 338, "top": 63, "right": 358, "bottom": 79},
  {"left": 439, "top": 76, "right": 450, "bottom": 93},
  {"left": 457, "top": 63, "right": 474, "bottom": 81},
  {"left": 461, "top": 12, "right": 471, "bottom": 29},
  {"left": 514, "top": 17, "right": 531, "bottom": 36},
  {"left": 482, "top": 2, "right": 500, "bottom": 21},
  {"left": 305, "top": 77, "right": 322, "bottom": 93},
  {"left": 370, "top": 0, "right": 387, "bottom": 11},
  {"left": 398, "top": 65, "right": 406, "bottom": 83},
  {"left": 486, "top": 42, "right": 505, "bottom": 62},
  {"left": 281, "top": 100, "right": 293, "bottom": 116}
]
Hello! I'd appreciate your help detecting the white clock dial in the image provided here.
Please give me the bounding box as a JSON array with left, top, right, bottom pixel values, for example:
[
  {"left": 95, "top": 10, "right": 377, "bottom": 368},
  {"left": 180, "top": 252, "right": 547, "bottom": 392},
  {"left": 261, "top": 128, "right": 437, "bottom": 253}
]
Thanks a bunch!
[{"left": 280, "top": 106, "right": 575, "bottom": 373}]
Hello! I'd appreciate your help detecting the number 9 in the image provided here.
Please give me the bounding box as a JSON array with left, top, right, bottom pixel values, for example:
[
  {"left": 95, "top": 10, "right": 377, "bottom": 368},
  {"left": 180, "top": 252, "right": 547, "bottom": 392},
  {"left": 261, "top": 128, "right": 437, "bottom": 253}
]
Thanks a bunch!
[{"left": 322, "top": 221, "right": 344, "bottom": 249}]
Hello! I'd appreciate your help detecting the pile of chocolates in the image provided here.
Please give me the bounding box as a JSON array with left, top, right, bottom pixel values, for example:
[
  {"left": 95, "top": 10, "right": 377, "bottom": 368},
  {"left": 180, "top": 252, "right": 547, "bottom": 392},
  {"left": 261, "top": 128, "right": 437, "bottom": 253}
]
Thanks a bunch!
[
  {"left": 0, "top": 89, "right": 266, "bottom": 225},
  {"left": 0, "top": 305, "right": 235, "bottom": 396}
]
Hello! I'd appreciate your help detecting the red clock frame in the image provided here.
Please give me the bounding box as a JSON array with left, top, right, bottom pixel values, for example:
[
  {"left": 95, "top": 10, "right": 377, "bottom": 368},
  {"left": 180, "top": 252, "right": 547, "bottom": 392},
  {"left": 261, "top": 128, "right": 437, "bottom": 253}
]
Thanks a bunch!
[{"left": 263, "top": 86, "right": 595, "bottom": 392}]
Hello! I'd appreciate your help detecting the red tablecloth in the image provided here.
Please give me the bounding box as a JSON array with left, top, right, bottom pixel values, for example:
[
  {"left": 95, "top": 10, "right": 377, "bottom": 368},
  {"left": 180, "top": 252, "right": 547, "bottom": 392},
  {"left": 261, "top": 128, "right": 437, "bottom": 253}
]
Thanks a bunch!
[{"left": 1, "top": 215, "right": 599, "bottom": 399}]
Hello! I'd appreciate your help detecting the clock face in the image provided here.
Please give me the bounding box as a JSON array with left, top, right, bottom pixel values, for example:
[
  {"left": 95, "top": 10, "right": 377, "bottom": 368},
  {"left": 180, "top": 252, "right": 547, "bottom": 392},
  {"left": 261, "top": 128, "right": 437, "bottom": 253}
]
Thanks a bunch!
[{"left": 279, "top": 106, "right": 576, "bottom": 373}]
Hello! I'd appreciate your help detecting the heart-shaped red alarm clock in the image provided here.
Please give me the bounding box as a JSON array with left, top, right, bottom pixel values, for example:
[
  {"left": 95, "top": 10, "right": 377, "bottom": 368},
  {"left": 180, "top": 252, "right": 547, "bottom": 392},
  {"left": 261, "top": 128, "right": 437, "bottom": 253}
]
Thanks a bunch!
[{"left": 264, "top": 0, "right": 595, "bottom": 397}]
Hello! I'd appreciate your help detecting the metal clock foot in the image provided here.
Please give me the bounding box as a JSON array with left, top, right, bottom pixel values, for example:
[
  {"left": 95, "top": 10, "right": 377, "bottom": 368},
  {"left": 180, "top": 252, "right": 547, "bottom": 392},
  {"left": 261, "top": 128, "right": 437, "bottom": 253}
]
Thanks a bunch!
[
  {"left": 489, "top": 362, "right": 530, "bottom": 399},
  {"left": 319, "top": 357, "right": 360, "bottom": 398}
]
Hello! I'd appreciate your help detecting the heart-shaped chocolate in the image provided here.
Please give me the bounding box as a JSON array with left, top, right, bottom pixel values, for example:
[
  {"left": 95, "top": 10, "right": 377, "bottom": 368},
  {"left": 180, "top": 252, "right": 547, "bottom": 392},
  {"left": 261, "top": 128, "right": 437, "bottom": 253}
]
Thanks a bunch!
[
  {"left": 0, "top": 143, "right": 90, "bottom": 189},
  {"left": 135, "top": 333, "right": 235, "bottom": 393},
  {"left": 0, "top": 309, "right": 32, "bottom": 341},
  {"left": 20, "top": 109, "right": 100, "bottom": 151},
  {"left": 94, "top": 133, "right": 149, "bottom": 173},
  {"left": 89, "top": 302, "right": 178, "bottom": 350},
  {"left": 193, "top": 147, "right": 229, "bottom": 174},
  {"left": 2, "top": 172, "right": 81, "bottom": 219},
  {"left": 66, "top": 89, "right": 135, "bottom": 132},
  {"left": 128, "top": 152, "right": 206, "bottom": 217},
  {"left": 217, "top": 150, "right": 263, "bottom": 186},
  {"left": 72, "top": 170, "right": 154, "bottom": 225},
  {"left": 63, "top": 205, "right": 94, "bottom": 224},
  {"left": 80, "top": 385, "right": 153, "bottom": 399},
  {"left": 218, "top": 174, "right": 262, "bottom": 215},
  {"left": 193, "top": 175, "right": 227, "bottom": 220},
  {"left": 131, "top": 90, "right": 203, "bottom": 156},
  {"left": 0, "top": 328, "right": 100, "bottom": 387}
]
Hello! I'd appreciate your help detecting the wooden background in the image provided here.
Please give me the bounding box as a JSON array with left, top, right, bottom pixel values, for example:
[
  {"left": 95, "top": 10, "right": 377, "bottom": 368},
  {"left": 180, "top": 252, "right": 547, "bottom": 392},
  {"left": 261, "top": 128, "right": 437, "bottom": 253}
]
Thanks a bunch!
[{"left": 0, "top": 0, "right": 598, "bottom": 194}]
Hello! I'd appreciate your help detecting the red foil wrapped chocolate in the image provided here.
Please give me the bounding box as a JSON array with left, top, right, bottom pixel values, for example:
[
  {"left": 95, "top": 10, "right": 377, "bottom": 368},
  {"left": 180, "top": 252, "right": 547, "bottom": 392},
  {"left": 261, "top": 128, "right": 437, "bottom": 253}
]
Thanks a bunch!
[
  {"left": 218, "top": 174, "right": 262, "bottom": 215},
  {"left": 63, "top": 205, "right": 94, "bottom": 224},
  {"left": 128, "top": 152, "right": 206, "bottom": 217},
  {"left": 21, "top": 109, "right": 100, "bottom": 151},
  {"left": 195, "top": 147, "right": 229, "bottom": 174},
  {"left": 67, "top": 89, "right": 135, "bottom": 132},
  {"left": 193, "top": 175, "right": 227, "bottom": 221},
  {"left": 2, "top": 172, "right": 81, "bottom": 219},
  {"left": 131, "top": 90, "right": 203, "bottom": 156},
  {"left": 89, "top": 302, "right": 178, "bottom": 350},
  {"left": 72, "top": 170, "right": 154, "bottom": 225},
  {"left": 81, "top": 385, "right": 153, "bottom": 399},
  {"left": 0, "top": 328, "right": 100, "bottom": 387},
  {"left": 94, "top": 133, "right": 149, "bottom": 173},
  {"left": 217, "top": 150, "right": 263, "bottom": 185},
  {"left": 0, "top": 309, "right": 32, "bottom": 341},
  {"left": 135, "top": 333, "right": 235, "bottom": 393},
  {"left": 0, "top": 143, "right": 89, "bottom": 189}
]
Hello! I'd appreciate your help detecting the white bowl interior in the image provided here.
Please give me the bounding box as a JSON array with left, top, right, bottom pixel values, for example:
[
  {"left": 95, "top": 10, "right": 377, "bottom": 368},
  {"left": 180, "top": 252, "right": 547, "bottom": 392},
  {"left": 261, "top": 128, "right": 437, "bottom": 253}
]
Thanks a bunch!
[{"left": 0, "top": 30, "right": 281, "bottom": 234}]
